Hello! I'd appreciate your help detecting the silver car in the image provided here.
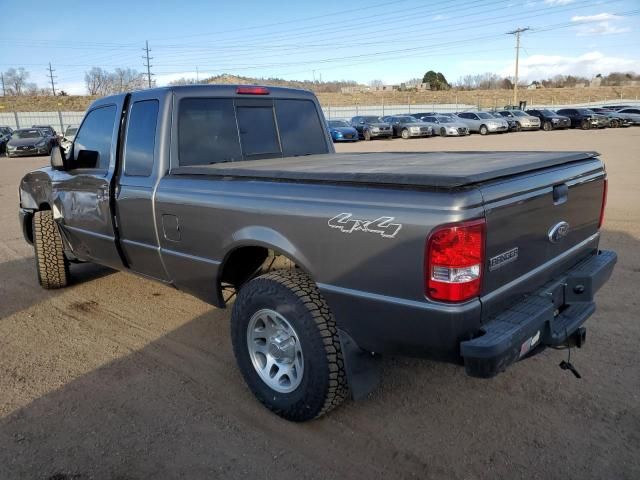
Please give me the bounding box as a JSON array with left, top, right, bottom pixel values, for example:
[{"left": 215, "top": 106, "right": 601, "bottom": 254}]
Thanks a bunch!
[
  {"left": 614, "top": 107, "right": 640, "bottom": 125},
  {"left": 497, "top": 110, "right": 541, "bottom": 131},
  {"left": 456, "top": 112, "right": 509, "bottom": 135},
  {"left": 60, "top": 125, "right": 78, "bottom": 152},
  {"left": 418, "top": 115, "right": 470, "bottom": 136}
]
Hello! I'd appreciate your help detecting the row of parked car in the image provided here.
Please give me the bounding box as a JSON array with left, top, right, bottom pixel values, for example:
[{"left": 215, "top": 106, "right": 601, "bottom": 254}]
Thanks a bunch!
[
  {"left": 327, "top": 105, "right": 640, "bottom": 142},
  {"left": 0, "top": 125, "right": 78, "bottom": 157}
]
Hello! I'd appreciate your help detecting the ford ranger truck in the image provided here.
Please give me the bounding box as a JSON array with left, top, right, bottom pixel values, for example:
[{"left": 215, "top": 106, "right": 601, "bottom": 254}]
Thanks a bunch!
[{"left": 18, "top": 85, "right": 616, "bottom": 421}]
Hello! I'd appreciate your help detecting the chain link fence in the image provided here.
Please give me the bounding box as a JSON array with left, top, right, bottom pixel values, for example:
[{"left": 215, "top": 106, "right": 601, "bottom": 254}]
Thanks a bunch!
[{"left": 1, "top": 98, "right": 639, "bottom": 129}]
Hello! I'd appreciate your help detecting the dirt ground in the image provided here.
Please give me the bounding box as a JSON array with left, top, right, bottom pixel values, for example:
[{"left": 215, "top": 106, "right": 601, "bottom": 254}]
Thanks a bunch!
[{"left": 1, "top": 128, "right": 638, "bottom": 480}]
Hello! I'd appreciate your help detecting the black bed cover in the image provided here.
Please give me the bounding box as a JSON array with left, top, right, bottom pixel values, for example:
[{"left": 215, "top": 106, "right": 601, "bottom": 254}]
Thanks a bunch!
[{"left": 171, "top": 151, "right": 600, "bottom": 188}]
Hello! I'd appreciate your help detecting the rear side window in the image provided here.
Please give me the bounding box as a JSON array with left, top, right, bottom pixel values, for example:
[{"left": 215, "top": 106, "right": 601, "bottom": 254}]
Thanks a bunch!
[
  {"left": 73, "top": 105, "right": 117, "bottom": 171},
  {"left": 236, "top": 106, "right": 280, "bottom": 156},
  {"left": 179, "top": 98, "right": 242, "bottom": 166},
  {"left": 124, "top": 100, "right": 159, "bottom": 176}
]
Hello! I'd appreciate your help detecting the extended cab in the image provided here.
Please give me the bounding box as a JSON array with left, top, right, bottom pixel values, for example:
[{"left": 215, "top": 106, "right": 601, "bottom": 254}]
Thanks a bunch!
[{"left": 19, "top": 85, "right": 616, "bottom": 421}]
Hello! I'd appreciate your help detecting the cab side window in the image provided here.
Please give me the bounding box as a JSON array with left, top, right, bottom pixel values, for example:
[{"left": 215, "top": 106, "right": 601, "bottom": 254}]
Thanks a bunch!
[
  {"left": 73, "top": 105, "right": 117, "bottom": 171},
  {"left": 124, "top": 100, "right": 159, "bottom": 177}
]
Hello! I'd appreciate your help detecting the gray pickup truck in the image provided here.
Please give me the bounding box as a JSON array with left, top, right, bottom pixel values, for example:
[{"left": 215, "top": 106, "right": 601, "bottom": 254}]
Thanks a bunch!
[{"left": 18, "top": 85, "right": 616, "bottom": 421}]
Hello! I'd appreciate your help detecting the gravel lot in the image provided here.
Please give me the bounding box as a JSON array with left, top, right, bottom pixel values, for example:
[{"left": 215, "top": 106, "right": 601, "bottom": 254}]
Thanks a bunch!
[{"left": 1, "top": 128, "right": 639, "bottom": 480}]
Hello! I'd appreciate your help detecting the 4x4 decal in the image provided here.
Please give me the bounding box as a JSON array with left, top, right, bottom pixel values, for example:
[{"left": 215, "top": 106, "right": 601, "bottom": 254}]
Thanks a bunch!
[{"left": 328, "top": 213, "right": 402, "bottom": 239}]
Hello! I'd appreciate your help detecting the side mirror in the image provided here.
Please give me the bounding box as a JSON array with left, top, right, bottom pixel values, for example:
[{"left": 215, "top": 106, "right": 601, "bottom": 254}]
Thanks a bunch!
[
  {"left": 50, "top": 145, "right": 66, "bottom": 170},
  {"left": 75, "top": 149, "right": 100, "bottom": 169}
]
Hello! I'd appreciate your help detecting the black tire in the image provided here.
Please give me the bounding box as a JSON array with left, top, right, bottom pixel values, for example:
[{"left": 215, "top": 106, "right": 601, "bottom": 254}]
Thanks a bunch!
[
  {"left": 581, "top": 119, "right": 591, "bottom": 130},
  {"left": 479, "top": 124, "right": 488, "bottom": 135},
  {"left": 610, "top": 119, "right": 619, "bottom": 128},
  {"left": 440, "top": 127, "right": 447, "bottom": 137},
  {"left": 543, "top": 121, "right": 552, "bottom": 131},
  {"left": 363, "top": 129, "right": 371, "bottom": 141},
  {"left": 33, "top": 210, "right": 70, "bottom": 289},
  {"left": 514, "top": 122, "right": 521, "bottom": 132},
  {"left": 231, "top": 269, "right": 348, "bottom": 421},
  {"left": 401, "top": 128, "right": 410, "bottom": 139}
]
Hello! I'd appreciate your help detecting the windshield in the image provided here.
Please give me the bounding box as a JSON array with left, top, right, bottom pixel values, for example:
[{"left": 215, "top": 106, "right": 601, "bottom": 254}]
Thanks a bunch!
[
  {"left": 397, "top": 116, "right": 418, "bottom": 123},
  {"left": 65, "top": 127, "right": 78, "bottom": 136},
  {"left": 328, "top": 120, "right": 349, "bottom": 128},
  {"left": 511, "top": 110, "right": 528, "bottom": 117},
  {"left": 435, "top": 116, "right": 451, "bottom": 122},
  {"left": 541, "top": 110, "right": 557, "bottom": 116},
  {"left": 578, "top": 109, "right": 595, "bottom": 115},
  {"left": 12, "top": 130, "right": 43, "bottom": 139},
  {"left": 361, "top": 116, "right": 382, "bottom": 122},
  {"left": 477, "top": 112, "right": 494, "bottom": 119}
]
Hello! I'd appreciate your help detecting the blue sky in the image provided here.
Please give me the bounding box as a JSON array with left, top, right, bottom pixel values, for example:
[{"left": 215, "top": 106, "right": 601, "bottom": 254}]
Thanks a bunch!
[{"left": 1, "top": 0, "right": 638, "bottom": 94}]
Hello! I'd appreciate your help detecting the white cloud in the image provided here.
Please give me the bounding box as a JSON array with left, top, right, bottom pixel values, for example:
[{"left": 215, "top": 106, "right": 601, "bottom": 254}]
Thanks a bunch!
[
  {"left": 543, "top": 0, "right": 574, "bottom": 5},
  {"left": 432, "top": 14, "right": 448, "bottom": 20},
  {"left": 500, "top": 51, "right": 640, "bottom": 81},
  {"left": 571, "top": 12, "right": 630, "bottom": 36}
]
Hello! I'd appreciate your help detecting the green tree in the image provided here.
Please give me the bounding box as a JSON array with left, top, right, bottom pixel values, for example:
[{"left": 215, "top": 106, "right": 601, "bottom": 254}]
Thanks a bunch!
[{"left": 422, "top": 70, "right": 450, "bottom": 90}]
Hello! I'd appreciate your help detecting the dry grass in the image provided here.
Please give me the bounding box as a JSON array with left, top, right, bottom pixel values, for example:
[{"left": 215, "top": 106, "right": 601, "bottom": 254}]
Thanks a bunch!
[{"left": 1, "top": 85, "right": 639, "bottom": 112}]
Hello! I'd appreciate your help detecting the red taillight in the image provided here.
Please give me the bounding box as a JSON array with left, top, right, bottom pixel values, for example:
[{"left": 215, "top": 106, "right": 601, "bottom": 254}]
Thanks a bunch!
[
  {"left": 236, "top": 86, "right": 269, "bottom": 95},
  {"left": 425, "top": 219, "right": 485, "bottom": 302},
  {"left": 598, "top": 178, "right": 608, "bottom": 228}
]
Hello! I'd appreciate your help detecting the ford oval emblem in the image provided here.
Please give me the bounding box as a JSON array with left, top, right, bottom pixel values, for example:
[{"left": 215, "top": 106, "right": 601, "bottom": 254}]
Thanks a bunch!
[{"left": 548, "top": 221, "right": 570, "bottom": 243}]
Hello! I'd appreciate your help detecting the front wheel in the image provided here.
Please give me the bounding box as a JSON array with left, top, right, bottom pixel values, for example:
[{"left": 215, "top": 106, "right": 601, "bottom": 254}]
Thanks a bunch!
[
  {"left": 231, "top": 270, "right": 348, "bottom": 421},
  {"left": 581, "top": 119, "right": 591, "bottom": 130},
  {"left": 440, "top": 127, "right": 447, "bottom": 137},
  {"left": 33, "top": 210, "right": 70, "bottom": 289},
  {"left": 543, "top": 121, "right": 552, "bottom": 131},
  {"left": 479, "top": 125, "right": 488, "bottom": 135},
  {"left": 363, "top": 129, "right": 371, "bottom": 141},
  {"left": 401, "top": 128, "right": 410, "bottom": 139}
]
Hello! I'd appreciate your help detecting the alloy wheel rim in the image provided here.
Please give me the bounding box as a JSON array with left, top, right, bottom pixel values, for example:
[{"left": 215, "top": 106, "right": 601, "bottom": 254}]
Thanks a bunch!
[{"left": 247, "top": 308, "right": 304, "bottom": 393}]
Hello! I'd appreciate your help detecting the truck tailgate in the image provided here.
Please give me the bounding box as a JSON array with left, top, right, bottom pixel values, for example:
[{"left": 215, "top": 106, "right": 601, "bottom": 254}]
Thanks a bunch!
[{"left": 479, "top": 157, "right": 606, "bottom": 319}]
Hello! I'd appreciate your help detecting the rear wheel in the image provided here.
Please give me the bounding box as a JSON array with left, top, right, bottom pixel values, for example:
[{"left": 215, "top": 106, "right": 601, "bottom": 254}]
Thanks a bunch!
[
  {"left": 610, "top": 119, "right": 619, "bottom": 128},
  {"left": 363, "top": 129, "right": 371, "bottom": 141},
  {"left": 401, "top": 128, "right": 410, "bottom": 139},
  {"left": 33, "top": 210, "right": 70, "bottom": 289},
  {"left": 231, "top": 270, "right": 348, "bottom": 421},
  {"left": 479, "top": 125, "right": 488, "bottom": 135},
  {"left": 543, "top": 121, "right": 552, "bottom": 131}
]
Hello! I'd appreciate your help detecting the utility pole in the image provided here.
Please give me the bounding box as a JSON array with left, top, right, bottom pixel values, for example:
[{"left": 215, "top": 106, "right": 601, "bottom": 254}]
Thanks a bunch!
[
  {"left": 143, "top": 40, "right": 153, "bottom": 88},
  {"left": 507, "top": 27, "right": 529, "bottom": 106},
  {"left": 1, "top": 73, "right": 5, "bottom": 96},
  {"left": 47, "top": 62, "right": 57, "bottom": 96},
  {"left": 196, "top": 66, "right": 199, "bottom": 83}
]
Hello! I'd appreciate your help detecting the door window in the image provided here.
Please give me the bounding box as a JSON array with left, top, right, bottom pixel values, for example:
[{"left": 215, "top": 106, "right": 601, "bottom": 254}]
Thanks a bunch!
[
  {"left": 124, "top": 100, "right": 159, "bottom": 177},
  {"left": 73, "top": 105, "right": 117, "bottom": 171}
]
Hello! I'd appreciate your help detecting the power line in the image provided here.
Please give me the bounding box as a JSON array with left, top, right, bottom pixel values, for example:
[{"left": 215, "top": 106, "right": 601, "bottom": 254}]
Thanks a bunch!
[
  {"left": 47, "top": 62, "right": 57, "bottom": 96},
  {"left": 143, "top": 40, "right": 153, "bottom": 88}
]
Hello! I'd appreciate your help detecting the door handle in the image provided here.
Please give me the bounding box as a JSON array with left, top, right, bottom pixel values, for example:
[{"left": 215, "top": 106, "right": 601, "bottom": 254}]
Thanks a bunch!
[{"left": 553, "top": 184, "right": 568, "bottom": 205}]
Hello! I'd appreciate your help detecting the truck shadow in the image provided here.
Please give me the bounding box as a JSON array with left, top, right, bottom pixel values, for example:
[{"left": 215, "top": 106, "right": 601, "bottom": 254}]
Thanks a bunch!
[
  {"left": 0, "top": 256, "right": 113, "bottom": 320},
  {"left": 0, "top": 230, "right": 637, "bottom": 480}
]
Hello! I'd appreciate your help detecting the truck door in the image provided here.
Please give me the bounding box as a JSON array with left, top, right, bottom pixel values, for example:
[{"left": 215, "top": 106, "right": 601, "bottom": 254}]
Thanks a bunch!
[
  {"left": 114, "top": 91, "right": 169, "bottom": 281},
  {"left": 52, "top": 101, "right": 124, "bottom": 270}
]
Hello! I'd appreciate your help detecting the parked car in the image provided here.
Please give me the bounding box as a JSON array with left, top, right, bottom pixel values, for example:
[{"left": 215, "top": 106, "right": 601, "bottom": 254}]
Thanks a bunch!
[
  {"left": 0, "top": 126, "right": 13, "bottom": 154},
  {"left": 32, "top": 125, "right": 59, "bottom": 144},
  {"left": 350, "top": 115, "right": 393, "bottom": 140},
  {"left": 555, "top": 108, "right": 608, "bottom": 129},
  {"left": 381, "top": 115, "right": 435, "bottom": 138},
  {"left": 488, "top": 112, "right": 519, "bottom": 132},
  {"left": 417, "top": 114, "right": 470, "bottom": 136},
  {"left": 526, "top": 109, "right": 571, "bottom": 131},
  {"left": 326, "top": 120, "right": 359, "bottom": 142},
  {"left": 60, "top": 125, "right": 79, "bottom": 151},
  {"left": 613, "top": 107, "right": 640, "bottom": 125},
  {"left": 496, "top": 110, "right": 541, "bottom": 131},
  {"left": 588, "top": 108, "right": 632, "bottom": 128},
  {"left": 6, "top": 128, "right": 53, "bottom": 157},
  {"left": 18, "top": 85, "right": 616, "bottom": 422},
  {"left": 456, "top": 111, "right": 509, "bottom": 135}
]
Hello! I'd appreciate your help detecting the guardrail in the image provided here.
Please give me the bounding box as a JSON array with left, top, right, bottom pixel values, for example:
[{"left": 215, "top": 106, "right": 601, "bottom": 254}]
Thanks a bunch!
[{"left": 1, "top": 100, "right": 639, "bottom": 129}]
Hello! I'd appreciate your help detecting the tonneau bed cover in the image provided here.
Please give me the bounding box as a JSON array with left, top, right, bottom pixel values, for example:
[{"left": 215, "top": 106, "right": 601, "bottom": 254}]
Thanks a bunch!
[{"left": 172, "top": 151, "right": 600, "bottom": 188}]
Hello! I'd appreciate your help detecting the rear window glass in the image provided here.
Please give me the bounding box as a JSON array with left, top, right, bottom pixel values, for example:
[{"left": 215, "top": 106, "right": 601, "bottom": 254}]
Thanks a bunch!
[
  {"left": 178, "top": 97, "right": 328, "bottom": 166},
  {"left": 275, "top": 99, "right": 328, "bottom": 157},
  {"left": 178, "top": 98, "right": 242, "bottom": 166},
  {"left": 236, "top": 106, "right": 280, "bottom": 156}
]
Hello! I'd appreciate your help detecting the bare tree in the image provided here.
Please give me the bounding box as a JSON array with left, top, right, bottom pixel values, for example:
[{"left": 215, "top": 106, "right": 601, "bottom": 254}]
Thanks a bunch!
[
  {"left": 85, "top": 67, "right": 112, "bottom": 95},
  {"left": 4, "top": 68, "right": 37, "bottom": 95},
  {"left": 369, "top": 79, "right": 384, "bottom": 87},
  {"left": 168, "top": 77, "right": 198, "bottom": 86},
  {"left": 113, "top": 68, "right": 146, "bottom": 92}
]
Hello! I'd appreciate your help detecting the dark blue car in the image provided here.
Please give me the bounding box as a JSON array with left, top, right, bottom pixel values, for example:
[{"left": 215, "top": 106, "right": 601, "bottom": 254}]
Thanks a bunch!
[{"left": 327, "top": 120, "right": 359, "bottom": 142}]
